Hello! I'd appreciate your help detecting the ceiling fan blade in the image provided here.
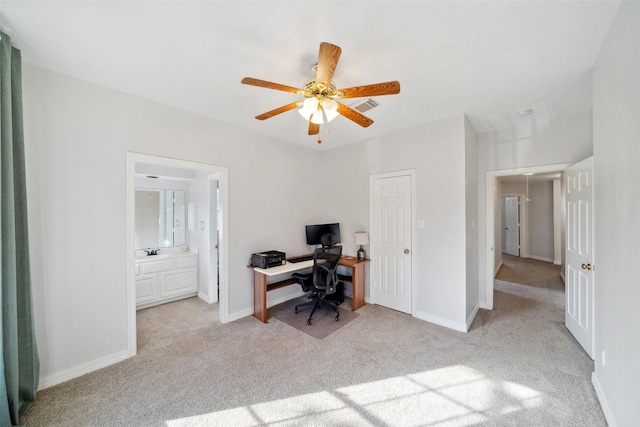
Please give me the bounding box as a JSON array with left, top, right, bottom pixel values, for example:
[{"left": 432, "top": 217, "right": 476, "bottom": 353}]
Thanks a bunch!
[
  {"left": 254, "top": 102, "right": 300, "bottom": 120},
  {"left": 308, "top": 122, "right": 320, "bottom": 135},
  {"left": 340, "top": 81, "right": 401, "bottom": 98},
  {"left": 241, "top": 77, "right": 301, "bottom": 94},
  {"left": 336, "top": 103, "right": 374, "bottom": 128},
  {"left": 315, "top": 42, "right": 342, "bottom": 87}
]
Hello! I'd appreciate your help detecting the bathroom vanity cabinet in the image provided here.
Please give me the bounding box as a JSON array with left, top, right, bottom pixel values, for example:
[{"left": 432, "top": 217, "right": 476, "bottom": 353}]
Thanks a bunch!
[{"left": 135, "top": 252, "right": 198, "bottom": 309}]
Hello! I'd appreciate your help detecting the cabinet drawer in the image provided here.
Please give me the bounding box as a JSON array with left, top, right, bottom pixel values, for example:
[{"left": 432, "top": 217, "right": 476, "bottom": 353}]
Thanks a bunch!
[
  {"left": 176, "top": 255, "right": 198, "bottom": 269},
  {"left": 141, "top": 259, "right": 174, "bottom": 274}
]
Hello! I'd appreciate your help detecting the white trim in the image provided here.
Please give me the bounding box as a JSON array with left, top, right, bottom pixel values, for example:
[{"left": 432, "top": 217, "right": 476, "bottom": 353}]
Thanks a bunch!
[
  {"left": 592, "top": 372, "right": 619, "bottom": 427},
  {"left": 38, "top": 350, "right": 130, "bottom": 390},
  {"left": 527, "top": 255, "right": 554, "bottom": 263},
  {"left": 415, "top": 310, "right": 467, "bottom": 333},
  {"left": 466, "top": 304, "right": 480, "bottom": 332},
  {"left": 484, "top": 163, "right": 572, "bottom": 310},
  {"left": 126, "top": 152, "right": 230, "bottom": 361},
  {"left": 369, "top": 169, "right": 416, "bottom": 316},
  {"left": 494, "top": 260, "right": 503, "bottom": 278},
  {"left": 227, "top": 307, "right": 253, "bottom": 323}
]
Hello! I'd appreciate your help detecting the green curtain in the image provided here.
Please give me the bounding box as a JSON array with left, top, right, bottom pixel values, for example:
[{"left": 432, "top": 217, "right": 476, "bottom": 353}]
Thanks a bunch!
[{"left": 0, "top": 32, "right": 40, "bottom": 426}]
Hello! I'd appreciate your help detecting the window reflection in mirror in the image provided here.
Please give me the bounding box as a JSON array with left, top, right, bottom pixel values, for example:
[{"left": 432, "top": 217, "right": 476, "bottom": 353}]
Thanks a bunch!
[{"left": 135, "top": 189, "right": 186, "bottom": 249}]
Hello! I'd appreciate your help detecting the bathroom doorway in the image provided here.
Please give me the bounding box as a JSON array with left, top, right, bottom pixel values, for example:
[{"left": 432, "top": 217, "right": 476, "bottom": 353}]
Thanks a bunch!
[{"left": 125, "top": 153, "right": 229, "bottom": 357}]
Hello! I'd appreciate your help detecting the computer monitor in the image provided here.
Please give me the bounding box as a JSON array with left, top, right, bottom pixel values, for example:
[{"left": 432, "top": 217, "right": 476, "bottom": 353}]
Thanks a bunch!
[{"left": 305, "top": 223, "right": 341, "bottom": 246}]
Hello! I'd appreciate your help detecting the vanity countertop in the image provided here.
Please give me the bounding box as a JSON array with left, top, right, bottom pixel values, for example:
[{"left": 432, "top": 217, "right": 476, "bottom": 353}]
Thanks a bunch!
[{"left": 135, "top": 251, "right": 198, "bottom": 262}]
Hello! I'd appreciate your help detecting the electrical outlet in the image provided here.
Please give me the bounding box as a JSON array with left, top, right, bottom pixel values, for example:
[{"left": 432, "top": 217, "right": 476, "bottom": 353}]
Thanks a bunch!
[
  {"left": 439, "top": 293, "right": 445, "bottom": 302},
  {"left": 601, "top": 350, "right": 606, "bottom": 366}
]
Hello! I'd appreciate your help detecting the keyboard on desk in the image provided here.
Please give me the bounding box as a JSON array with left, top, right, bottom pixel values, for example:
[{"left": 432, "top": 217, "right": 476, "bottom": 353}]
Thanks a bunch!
[{"left": 288, "top": 255, "right": 314, "bottom": 263}]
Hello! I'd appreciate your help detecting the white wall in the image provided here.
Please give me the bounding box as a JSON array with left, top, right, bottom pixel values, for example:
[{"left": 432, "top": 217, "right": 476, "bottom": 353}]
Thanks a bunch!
[
  {"left": 591, "top": 1, "right": 640, "bottom": 425},
  {"left": 527, "top": 181, "right": 554, "bottom": 262},
  {"left": 22, "top": 65, "right": 321, "bottom": 387},
  {"left": 321, "top": 116, "right": 470, "bottom": 331},
  {"left": 493, "top": 177, "right": 503, "bottom": 274},
  {"left": 465, "top": 117, "right": 479, "bottom": 323},
  {"left": 187, "top": 171, "right": 214, "bottom": 301}
]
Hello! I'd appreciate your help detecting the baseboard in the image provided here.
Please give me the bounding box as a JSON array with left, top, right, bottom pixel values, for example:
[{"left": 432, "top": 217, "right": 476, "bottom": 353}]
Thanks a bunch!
[
  {"left": 479, "top": 302, "right": 492, "bottom": 310},
  {"left": 197, "top": 290, "right": 217, "bottom": 304},
  {"left": 38, "top": 349, "right": 130, "bottom": 391},
  {"left": 494, "top": 260, "right": 503, "bottom": 278},
  {"left": 527, "top": 255, "right": 554, "bottom": 263},
  {"left": 592, "top": 371, "right": 619, "bottom": 427},
  {"left": 227, "top": 307, "right": 253, "bottom": 323},
  {"left": 466, "top": 304, "right": 479, "bottom": 332},
  {"left": 414, "top": 310, "right": 467, "bottom": 333}
]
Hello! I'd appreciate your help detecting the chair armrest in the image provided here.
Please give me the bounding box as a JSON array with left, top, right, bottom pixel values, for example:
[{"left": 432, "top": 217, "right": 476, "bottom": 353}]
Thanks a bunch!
[{"left": 292, "top": 272, "right": 311, "bottom": 292}]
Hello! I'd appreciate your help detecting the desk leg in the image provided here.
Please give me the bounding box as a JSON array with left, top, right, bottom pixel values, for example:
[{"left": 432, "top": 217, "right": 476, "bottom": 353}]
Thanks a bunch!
[
  {"left": 351, "top": 263, "right": 365, "bottom": 311},
  {"left": 253, "top": 271, "right": 268, "bottom": 323}
]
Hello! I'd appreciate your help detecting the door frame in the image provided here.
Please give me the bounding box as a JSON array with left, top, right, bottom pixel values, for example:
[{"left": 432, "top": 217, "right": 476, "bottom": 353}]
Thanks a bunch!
[
  {"left": 369, "top": 169, "right": 416, "bottom": 316},
  {"left": 125, "top": 152, "right": 229, "bottom": 358},
  {"left": 484, "top": 163, "right": 571, "bottom": 309}
]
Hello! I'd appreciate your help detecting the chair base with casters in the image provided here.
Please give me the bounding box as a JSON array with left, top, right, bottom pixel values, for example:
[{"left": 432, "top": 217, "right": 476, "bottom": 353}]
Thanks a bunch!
[{"left": 294, "top": 291, "right": 341, "bottom": 325}]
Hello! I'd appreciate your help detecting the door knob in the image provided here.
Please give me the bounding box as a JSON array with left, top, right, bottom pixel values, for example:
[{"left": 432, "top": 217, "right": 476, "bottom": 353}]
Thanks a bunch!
[
  {"left": 404, "top": 249, "right": 410, "bottom": 254},
  {"left": 581, "top": 263, "right": 592, "bottom": 270}
]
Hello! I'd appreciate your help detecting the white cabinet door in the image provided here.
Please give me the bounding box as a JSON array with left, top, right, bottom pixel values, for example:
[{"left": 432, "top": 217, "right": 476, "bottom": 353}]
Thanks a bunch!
[
  {"left": 135, "top": 253, "right": 199, "bottom": 309},
  {"left": 161, "top": 268, "right": 198, "bottom": 297},
  {"left": 136, "top": 274, "right": 159, "bottom": 305}
]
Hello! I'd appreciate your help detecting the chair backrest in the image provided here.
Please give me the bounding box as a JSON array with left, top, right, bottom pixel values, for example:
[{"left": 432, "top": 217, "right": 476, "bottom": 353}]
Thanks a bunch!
[
  {"left": 312, "top": 245, "right": 342, "bottom": 295},
  {"left": 320, "top": 233, "right": 338, "bottom": 248}
]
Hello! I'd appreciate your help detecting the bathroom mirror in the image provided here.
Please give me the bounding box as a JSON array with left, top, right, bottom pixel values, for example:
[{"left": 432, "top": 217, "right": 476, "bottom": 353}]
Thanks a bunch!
[{"left": 135, "top": 189, "right": 186, "bottom": 250}]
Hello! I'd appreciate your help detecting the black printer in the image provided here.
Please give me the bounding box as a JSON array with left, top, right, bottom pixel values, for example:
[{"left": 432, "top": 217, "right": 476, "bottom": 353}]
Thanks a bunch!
[{"left": 250, "top": 250, "right": 286, "bottom": 268}]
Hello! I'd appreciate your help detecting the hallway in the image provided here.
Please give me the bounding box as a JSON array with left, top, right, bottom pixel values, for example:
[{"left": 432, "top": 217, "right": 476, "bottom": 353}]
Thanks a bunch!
[{"left": 496, "top": 254, "right": 563, "bottom": 291}]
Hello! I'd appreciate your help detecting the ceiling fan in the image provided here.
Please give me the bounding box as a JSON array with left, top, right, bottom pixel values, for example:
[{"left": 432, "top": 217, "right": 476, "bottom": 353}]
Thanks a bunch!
[{"left": 241, "top": 42, "right": 400, "bottom": 140}]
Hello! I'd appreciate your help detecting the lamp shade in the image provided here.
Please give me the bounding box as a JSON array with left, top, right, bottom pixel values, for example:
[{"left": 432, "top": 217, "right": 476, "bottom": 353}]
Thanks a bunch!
[{"left": 354, "top": 231, "right": 369, "bottom": 245}]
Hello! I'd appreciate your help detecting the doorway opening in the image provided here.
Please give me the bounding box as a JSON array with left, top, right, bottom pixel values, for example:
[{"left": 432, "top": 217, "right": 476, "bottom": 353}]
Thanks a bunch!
[
  {"left": 484, "top": 163, "right": 570, "bottom": 309},
  {"left": 125, "top": 153, "right": 229, "bottom": 357}
]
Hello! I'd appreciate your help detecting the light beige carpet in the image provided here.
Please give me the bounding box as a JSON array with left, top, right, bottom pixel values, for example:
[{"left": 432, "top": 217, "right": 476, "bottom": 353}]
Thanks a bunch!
[
  {"left": 270, "top": 296, "right": 359, "bottom": 339},
  {"left": 21, "top": 256, "right": 606, "bottom": 426}
]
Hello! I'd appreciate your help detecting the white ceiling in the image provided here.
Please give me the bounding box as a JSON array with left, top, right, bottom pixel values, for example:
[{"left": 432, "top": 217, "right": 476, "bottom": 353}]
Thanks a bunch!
[{"left": 0, "top": 1, "right": 621, "bottom": 150}]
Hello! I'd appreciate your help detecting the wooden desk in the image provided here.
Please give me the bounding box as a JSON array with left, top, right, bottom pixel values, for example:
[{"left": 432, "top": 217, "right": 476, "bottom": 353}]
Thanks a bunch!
[{"left": 250, "top": 255, "right": 370, "bottom": 323}]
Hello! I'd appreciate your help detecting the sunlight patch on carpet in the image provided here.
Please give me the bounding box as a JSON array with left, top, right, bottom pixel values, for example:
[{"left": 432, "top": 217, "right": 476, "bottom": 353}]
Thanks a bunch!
[{"left": 166, "top": 365, "right": 545, "bottom": 427}]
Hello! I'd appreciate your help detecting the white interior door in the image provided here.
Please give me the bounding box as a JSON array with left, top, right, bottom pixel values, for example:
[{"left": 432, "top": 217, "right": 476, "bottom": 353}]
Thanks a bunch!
[
  {"left": 565, "top": 157, "right": 594, "bottom": 358},
  {"left": 371, "top": 173, "right": 412, "bottom": 314},
  {"left": 503, "top": 196, "right": 520, "bottom": 256}
]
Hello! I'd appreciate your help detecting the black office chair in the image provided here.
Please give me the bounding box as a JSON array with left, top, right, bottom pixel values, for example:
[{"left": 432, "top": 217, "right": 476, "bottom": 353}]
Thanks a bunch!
[{"left": 293, "top": 241, "right": 343, "bottom": 325}]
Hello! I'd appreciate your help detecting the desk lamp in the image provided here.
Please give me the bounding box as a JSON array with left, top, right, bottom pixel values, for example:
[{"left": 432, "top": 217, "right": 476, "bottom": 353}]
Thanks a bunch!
[{"left": 354, "top": 231, "right": 369, "bottom": 260}]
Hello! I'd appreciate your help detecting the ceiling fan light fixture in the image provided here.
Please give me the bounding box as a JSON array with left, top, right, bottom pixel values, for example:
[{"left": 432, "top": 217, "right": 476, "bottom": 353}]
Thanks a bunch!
[
  {"left": 241, "top": 42, "right": 401, "bottom": 139},
  {"left": 322, "top": 98, "right": 339, "bottom": 122},
  {"left": 298, "top": 97, "right": 339, "bottom": 124},
  {"left": 298, "top": 97, "right": 320, "bottom": 122}
]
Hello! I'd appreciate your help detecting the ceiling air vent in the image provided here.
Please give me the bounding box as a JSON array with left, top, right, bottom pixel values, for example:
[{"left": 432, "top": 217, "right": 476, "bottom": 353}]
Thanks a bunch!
[{"left": 352, "top": 98, "right": 379, "bottom": 113}]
